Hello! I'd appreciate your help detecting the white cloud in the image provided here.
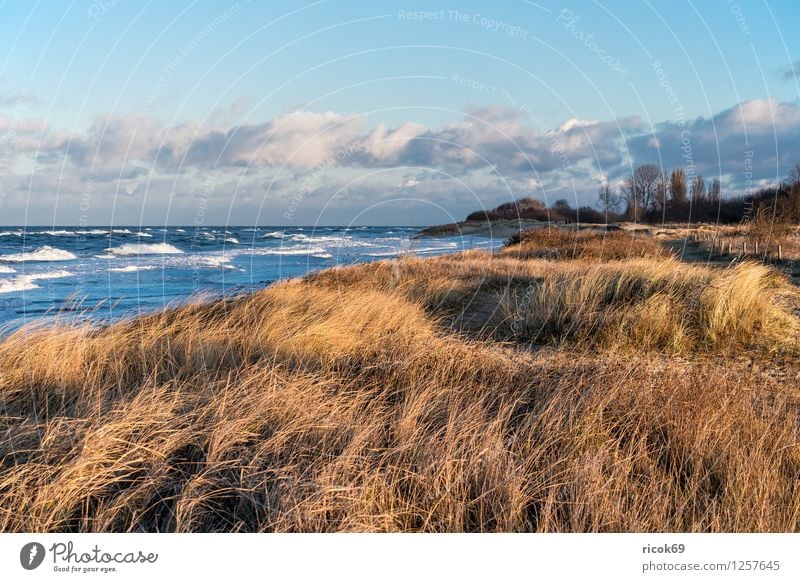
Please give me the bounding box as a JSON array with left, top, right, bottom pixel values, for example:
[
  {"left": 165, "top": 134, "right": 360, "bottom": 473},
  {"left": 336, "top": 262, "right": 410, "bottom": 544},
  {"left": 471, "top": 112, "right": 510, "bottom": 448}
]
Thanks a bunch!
[
  {"left": 624, "top": 98, "right": 800, "bottom": 194},
  {"left": 2, "top": 98, "right": 799, "bottom": 223}
]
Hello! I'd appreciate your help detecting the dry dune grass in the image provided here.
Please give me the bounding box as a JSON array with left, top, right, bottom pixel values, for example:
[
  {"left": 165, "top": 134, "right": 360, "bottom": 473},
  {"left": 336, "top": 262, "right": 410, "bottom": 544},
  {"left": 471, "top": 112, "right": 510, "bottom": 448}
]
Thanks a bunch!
[
  {"left": 499, "top": 259, "right": 796, "bottom": 353},
  {"left": 1, "top": 248, "right": 799, "bottom": 532},
  {"left": 502, "top": 228, "right": 668, "bottom": 261},
  {"left": 310, "top": 252, "right": 797, "bottom": 353}
]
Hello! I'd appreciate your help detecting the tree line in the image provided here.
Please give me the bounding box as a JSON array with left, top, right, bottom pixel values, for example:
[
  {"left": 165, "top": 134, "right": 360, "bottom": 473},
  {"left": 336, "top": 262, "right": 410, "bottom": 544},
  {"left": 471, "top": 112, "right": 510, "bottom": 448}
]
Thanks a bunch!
[
  {"left": 466, "top": 162, "right": 800, "bottom": 226},
  {"left": 598, "top": 164, "right": 726, "bottom": 223},
  {"left": 600, "top": 162, "right": 800, "bottom": 224}
]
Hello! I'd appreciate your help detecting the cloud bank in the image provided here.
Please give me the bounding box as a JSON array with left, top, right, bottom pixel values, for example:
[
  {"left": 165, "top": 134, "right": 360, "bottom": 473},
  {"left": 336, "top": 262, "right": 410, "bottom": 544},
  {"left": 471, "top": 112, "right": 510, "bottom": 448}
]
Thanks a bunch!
[{"left": 1, "top": 98, "right": 799, "bottom": 224}]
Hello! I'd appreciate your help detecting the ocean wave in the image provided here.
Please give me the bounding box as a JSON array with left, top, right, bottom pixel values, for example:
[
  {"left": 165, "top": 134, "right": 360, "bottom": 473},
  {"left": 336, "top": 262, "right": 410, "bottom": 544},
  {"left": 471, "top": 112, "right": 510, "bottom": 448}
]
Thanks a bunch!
[
  {"left": 0, "top": 269, "right": 73, "bottom": 294},
  {"left": 202, "top": 256, "right": 235, "bottom": 268},
  {"left": 364, "top": 251, "right": 400, "bottom": 257},
  {"left": 0, "top": 265, "right": 16, "bottom": 273},
  {"left": 262, "top": 231, "right": 285, "bottom": 239},
  {"left": 0, "top": 278, "right": 35, "bottom": 294},
  {"left": 161, "top": 254, "right": 237, "bottom": 270},
  {"left": 104, "top": 243, "right": 184, "bottom": 256},
  {"left": 311, "top": 252, "right": 333, "bottom": 259},
  {"left": 0, "top": 246, "right": 78, "bottom": 262},
  {"left": 108, "top": 265, "right": 158, "bottom": 273},
  {"left": 34, "top": 230, "right": 76, "bottom": 236},
  {"left": 224, "top": 237, "right": 239, "bottom": 244},
  {"left": 75, "top": 229, "right": 111, "bottom": 235},
  {"left": 246, "top": 246, "right": 328, "bottom": 256},
  {"left": 287, "top": 234, "right": 376, "bottom": 248},
  {"left": 364, "top": 245, "right": 456, "bottom": 258}
]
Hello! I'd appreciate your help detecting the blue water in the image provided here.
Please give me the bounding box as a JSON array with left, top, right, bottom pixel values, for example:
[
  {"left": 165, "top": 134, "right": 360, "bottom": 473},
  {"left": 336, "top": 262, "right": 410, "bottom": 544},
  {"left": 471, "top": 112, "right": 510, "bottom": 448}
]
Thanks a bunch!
[{"left": 0, "top": 226, "right": 499, "bottom": 329}]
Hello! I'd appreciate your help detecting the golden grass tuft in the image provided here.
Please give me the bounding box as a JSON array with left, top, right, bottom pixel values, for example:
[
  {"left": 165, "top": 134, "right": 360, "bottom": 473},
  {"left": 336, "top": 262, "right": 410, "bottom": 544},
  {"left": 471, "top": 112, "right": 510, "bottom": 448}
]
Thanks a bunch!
[
  {"left": 502, "top": 228, "right": 668, "bottom": 261},
  {"left": 499, "top": 259, "right": 796, "bottom": 353},
  {"left": 0, "top": 250, "right": 799, "bottom": 532}
]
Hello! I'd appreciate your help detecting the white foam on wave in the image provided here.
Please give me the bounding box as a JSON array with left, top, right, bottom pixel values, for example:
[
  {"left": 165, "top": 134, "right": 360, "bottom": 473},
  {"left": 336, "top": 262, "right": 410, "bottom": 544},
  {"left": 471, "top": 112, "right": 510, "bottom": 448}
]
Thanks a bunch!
[
  {"left": 224, "top": 237, "right": 239, "bottom": 244},
  {"left": 246, "top": 246, "right": 328, "bottom": 256},
  {"left": 287, "top": 234, "right": 376, "bottom": 249},
  {"left": 108, "top": 265, "right": 158, "bottom": 273},
  {"left": 76, "top": 229, "right": 111, "bottom": 235},
  {"left": 202, "top": 255, "right": 236, "bottom": 269},
  {"left": 35, "top": 230, "right": 76, "bottom": 236},
  {"left": 104, "top": 243, "right": 183, "bottom": 256},
  {"left": 0, "top": 278, "right": 35, "bottom": 293},
  {"left": 0, "top": 265, "right": 15, "bottom": 273},
  {"left": 262, "top": 231, "right": 285, "bottom": 239},
  {"left": 164, "top": 254, "right": 237, "bottom": 270},
  {"left": 363, "top": 243, "right": 458, "bottom": 258},
  {"left": 136, "top": 232, "right": 153, "bottom": 238},
  {"left": 0, "top": 246, "right": 78, "bottom": 262},
  {"left": 289, "top": 233, "right": 360, "bottom": 244},
  {"left": 311, "top": 252, "right": 333, "bottom": 259},
  {"left": 104, "top": 252, "right": 235, "bottom": 272},
  {"left": 0, "top": 269, "right": 73, "bottom": 294},
  {"left": 364, "top": 251, "right": 400, "bottom": 257}
]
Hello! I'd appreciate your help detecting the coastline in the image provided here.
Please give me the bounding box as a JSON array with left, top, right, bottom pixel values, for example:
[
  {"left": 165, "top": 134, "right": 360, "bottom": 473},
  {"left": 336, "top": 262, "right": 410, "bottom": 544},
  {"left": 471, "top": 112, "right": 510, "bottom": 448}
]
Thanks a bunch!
[
  {"left": 2, "top": 229, "right": 798, "bottom": 532},
  {"left": 414, "top": 218, "right": 662, "bottom": 238}
]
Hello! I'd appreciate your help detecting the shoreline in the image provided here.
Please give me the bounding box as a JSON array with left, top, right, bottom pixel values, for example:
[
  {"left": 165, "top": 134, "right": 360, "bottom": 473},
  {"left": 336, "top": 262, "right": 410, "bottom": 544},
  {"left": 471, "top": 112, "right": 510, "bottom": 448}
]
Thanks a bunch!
[
  {"left": 414, "top": 219, "right": 668, "bottom": 238},
  {"left": 1, "top": 227, "right": 799, "bottom": 532}
]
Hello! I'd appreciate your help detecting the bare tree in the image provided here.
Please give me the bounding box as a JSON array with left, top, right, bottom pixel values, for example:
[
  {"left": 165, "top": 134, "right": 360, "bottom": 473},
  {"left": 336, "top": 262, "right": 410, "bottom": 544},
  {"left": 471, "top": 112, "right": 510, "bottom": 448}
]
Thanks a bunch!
[
  {"left": 787, "top": 162, "right": 800, "bottom": 186},
  {"left": 669, "top": 168, "right": 688, "bottom": 211},
  {"left": 619, "top": 175, "right": 639, "bottom": 220},
  {"left": 597, "top": 183, "right": 620, "bottom": 215},
  {"left": 708, "top": 177, "right": 721, "bottom": 204},
  {"left": 652, "top": 171, "right": 668, "bottom": 214},
  {"left": 633, "top": 164, "right": 661, "bottom": 212},
  {"left": 691, "top": 173, "right": 706, "bottom": 204}
]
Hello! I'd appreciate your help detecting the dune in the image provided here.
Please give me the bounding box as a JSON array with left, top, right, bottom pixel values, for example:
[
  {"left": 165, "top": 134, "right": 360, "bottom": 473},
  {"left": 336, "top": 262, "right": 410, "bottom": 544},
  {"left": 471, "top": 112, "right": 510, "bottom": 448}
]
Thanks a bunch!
[{"left": 0, "top": 232, "right": 799, "bottom": 532}]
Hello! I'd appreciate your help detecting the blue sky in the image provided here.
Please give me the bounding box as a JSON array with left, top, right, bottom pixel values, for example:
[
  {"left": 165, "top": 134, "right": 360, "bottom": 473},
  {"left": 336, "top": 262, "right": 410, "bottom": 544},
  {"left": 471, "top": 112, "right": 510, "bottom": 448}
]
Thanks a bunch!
[{"left": 0, "top": 0, "right": 798, "bottom": 225}]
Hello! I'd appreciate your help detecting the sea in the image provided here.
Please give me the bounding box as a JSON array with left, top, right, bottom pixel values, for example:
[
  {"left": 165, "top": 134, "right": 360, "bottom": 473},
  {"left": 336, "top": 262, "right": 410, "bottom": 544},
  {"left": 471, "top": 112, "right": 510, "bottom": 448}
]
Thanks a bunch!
[{"left": 0, "top": 226, "right": 500, "bottom": 330}]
